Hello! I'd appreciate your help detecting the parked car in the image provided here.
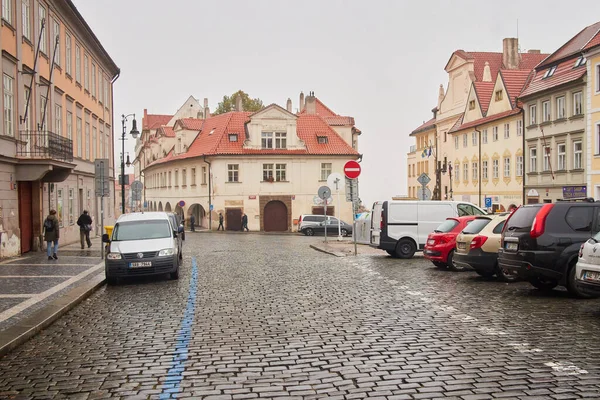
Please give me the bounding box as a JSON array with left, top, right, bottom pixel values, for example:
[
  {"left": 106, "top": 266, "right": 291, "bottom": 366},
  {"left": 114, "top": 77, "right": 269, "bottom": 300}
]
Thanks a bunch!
[
  {"left": 298, "top": 214, "right": 339, "bottom": 233},
  {"left": 454, "top": 213, "right": 516, "bottom": 281},
  {"left": 498, "top": 201, "right": 600, "bottom": 297},
  {"left": 370, "top": 200, "right": 486, "bottom": 259},
  {"left": 424, "top": 216, "right": 477, "bottom": 270},
  {"left": 167, "top": 212, "right": 185, "bottom": 241},
  {"left": 301, "top": 218, "right": 352, "bottom": 237},
  {"left": 103, "top": 212, "right": 182, "bottom": 285},
  {"left": 575, "top": 232, "right": 600, "bottom": 298}
]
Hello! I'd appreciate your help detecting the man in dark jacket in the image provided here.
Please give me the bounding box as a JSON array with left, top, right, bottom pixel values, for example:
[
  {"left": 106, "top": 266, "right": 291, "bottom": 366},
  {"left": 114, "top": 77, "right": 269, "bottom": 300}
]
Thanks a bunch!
[
  {"left": 218, "top": 213, "right": 224, "bottom": 231},
  {"left": 241, "top": 213, "right": 249, "bottom": 232},
  {"left": 44, "top": 210, "right": 60, "bottom": 260},
  {"left": 77, "top": 210, "right": 93, "bottom": 249}
]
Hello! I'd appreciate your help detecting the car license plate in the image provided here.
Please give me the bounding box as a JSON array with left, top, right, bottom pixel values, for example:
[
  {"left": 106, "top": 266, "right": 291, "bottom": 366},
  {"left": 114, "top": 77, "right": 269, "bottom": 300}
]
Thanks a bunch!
[
  {"left": 129, "top": 261, "right": 151, "bottom": 268},
  {"left": 427, "top": 239, "right": 435, "bottom": 245},
  {"left": 505, "top": 242, "right": 518, "bottom": 251},
  {"left": 583, "top": 271, "right": 600, "bottom": 282},
  {"left": 457, "top": 242, "right": 466, "bottom": 250}
]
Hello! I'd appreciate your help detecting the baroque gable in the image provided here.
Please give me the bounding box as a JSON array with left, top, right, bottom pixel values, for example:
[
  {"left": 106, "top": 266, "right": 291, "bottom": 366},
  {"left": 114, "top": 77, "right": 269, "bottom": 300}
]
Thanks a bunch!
[
  {"left": 244, "top": 104, "right": 305, "bottom": 151},
  {"left": 486, "top": 73, "right": 512, "bottom": 116}
]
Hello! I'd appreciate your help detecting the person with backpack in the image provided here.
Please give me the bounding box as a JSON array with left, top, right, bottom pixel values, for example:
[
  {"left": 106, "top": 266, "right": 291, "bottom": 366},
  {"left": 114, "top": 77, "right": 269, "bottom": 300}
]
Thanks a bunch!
[
  {"left": 77, "top": 210, "right": 93, "bottom": 249},
  {"left": 43, "top": 210, "right": 59, "bottom": 260}
]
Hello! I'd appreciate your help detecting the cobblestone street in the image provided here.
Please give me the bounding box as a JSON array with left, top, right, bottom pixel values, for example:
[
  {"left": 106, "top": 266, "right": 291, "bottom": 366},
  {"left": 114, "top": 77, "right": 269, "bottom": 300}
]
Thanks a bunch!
[{"left": 1, "top": 233, "right": 600, "bottom": 399}]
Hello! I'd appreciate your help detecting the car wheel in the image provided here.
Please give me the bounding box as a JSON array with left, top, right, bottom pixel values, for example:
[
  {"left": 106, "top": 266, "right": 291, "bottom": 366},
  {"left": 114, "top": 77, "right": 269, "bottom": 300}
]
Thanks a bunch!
[
  {"left": 567, "top": 262, "right": 596, "bottom": 299},
  {"left": 495, "top": 263, "right": 518, "bottom": 282},
  {"left": 305, "top": 228, "right": 314, "bottom": 236},
  {"left": 448, "top": 251, "right": 467, "bottom": 272},
  {"left": 395, "top": 239, "right": 416, "bottom": 259},
  {"left": 528, "top": 277, "right": 558, "bottom": 291},
  {"left": 170, "top": 267, "right": 179, "bottom": 280},
  {"left": 433, "top": 261, "right": 447, "bottom": 269},
  {"left": 386, "top": 250, "right": 399, "bottom": 258},
  {"left": 475, "top": 269, "right": 495, "bottom": 278}
]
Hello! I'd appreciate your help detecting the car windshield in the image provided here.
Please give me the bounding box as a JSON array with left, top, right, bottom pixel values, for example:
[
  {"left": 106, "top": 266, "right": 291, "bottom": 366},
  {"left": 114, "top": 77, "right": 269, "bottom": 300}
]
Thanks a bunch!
[
  {"left": 505, "top": 206, "right": 541, "bottom": 232},
  {"left": 434, "top": 219, "right": 459, "bottom": 233},
  {"left": 462, "top": 218, "right": 491, "bottom": 234},
  {"left": 112, "top": 220, "right": 171, "bottom": 241}
]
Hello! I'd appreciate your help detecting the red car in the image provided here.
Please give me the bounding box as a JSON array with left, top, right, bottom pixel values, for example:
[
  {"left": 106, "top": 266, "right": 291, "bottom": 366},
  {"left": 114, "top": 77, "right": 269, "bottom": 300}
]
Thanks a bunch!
[{"left": 424, "top": 216, "right": 477, "bottom": 271}]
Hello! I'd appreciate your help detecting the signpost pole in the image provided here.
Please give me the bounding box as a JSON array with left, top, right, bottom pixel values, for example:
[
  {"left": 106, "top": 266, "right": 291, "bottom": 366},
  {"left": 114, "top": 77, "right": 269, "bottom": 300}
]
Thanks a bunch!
[
  {"left": 324, "top": 201, "right": 328, "bottom": 243},
  {"left": 100, "top": 161, "right": 104, "bottom": 259},
  {"left": 335, "top": 179, "right": 342, "bottom": 241}
]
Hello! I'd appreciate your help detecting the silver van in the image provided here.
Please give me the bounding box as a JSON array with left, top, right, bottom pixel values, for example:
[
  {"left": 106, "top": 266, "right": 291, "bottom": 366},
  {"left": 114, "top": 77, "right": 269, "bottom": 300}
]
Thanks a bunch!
[{"left": 103, "top": 212, "right": 182, "bottom": 284}]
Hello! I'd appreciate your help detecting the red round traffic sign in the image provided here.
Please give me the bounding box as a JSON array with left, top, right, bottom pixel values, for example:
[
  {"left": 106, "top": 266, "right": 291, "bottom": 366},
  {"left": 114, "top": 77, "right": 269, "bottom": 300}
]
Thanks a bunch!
[{"left": 344, "top": 160, "right": 361, "bottom": 179}]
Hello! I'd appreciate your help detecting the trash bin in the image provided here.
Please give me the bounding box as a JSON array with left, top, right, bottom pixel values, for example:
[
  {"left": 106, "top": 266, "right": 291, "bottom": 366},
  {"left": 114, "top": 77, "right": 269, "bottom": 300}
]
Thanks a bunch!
[{"left": 104, "top": 225, "right": 114, "bottom": 239}]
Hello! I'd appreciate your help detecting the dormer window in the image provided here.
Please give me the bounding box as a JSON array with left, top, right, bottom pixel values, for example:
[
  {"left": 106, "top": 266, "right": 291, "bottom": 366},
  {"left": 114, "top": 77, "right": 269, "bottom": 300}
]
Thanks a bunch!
[
  {"left": 468, "top": 100, "right": 476, "bottom": 110},
  {"left": 543, "top": 66, "right": 557, "bottom": 78},
  {"left": 261, "top": 132, "right": 287, "bottom": 149},
  {"left": 574, "top": 56, "right": 587, "bottom": 68},
  {"left": 229, "top": 133, "right": 238, "bottom": 142},
  {"left": 317, "top": 136, "right": 328, "bottom": 144},
  {"left": 494, "top": 90, "right": 503, "bottom": 101},
  {"left": 261, "top": 132, "right": 273, "bottom": 148}
]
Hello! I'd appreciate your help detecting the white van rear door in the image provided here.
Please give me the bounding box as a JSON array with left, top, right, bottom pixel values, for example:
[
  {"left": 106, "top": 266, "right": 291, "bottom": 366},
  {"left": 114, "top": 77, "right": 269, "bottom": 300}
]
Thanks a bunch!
[
  {"left": 370, "top": 202, "right": 383, "bottom": 245},
  {"left": 417, "top": 203, "right": 455, "bottom": 245}
]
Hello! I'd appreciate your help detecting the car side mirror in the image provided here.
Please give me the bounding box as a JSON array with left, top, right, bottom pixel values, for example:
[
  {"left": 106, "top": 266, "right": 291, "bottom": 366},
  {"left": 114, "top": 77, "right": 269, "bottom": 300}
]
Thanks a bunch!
[{"left": 102, "top": 233, "right": 110, "bottom": 243}]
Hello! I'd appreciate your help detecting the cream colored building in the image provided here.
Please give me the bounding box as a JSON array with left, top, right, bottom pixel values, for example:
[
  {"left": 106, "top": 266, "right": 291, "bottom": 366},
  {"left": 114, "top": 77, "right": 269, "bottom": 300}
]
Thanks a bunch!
[
  {"left": 584, "top": 27, "right": 600, "bottom": 198},
  {"left": 137, "top": 93, "right": 361, "bottom": 232}
]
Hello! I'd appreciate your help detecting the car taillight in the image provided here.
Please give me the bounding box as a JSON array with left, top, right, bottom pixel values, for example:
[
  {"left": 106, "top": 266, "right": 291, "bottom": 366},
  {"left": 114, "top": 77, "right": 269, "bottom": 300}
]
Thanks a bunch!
[
  {"left": 438, "top": 234, "right": 453, "bottom": 244},
  {"left": 470, "top": 235, "right": 488, "bottom": 249},
  {"left": 530, "top": 204, "right": 554, "bottom": 239},
  {"left": 380, "top": 213, "right": 385, "bottom": 230},
  {"left": 579, "top": 243, "right": 585, "bottom": 258},
  {"left": 298, "top": 216, "right": 302, "bottom": 224}
]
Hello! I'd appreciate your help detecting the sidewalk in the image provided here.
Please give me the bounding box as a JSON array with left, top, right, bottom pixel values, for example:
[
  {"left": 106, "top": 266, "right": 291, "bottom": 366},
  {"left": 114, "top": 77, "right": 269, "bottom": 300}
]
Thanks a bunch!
[
  {"left": 0, "top": 237, "right": 106, "bottom": 357},
  {"left": 310, "top": 239, "right": 386, "bottom": 257}
]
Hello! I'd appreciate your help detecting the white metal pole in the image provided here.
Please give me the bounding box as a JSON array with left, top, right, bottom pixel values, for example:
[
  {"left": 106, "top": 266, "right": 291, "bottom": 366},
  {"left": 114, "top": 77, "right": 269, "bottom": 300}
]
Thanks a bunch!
[
  {"left": 337, "top": 187, "right": 342, "bottom": 241},
  {"left": 324, "top": 201, "right": 328, "bottom": 243}
]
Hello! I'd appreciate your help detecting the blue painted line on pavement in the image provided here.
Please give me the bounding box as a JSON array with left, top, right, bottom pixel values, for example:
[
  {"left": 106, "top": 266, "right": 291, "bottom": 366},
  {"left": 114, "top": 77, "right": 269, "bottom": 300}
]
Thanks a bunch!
[{"left": 159, "top": 257, "right": 198, "bottom": 399}]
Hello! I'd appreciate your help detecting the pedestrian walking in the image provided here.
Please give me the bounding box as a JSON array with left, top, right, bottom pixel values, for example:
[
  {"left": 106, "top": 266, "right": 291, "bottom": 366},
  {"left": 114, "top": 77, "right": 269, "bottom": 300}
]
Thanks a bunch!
[
  {"left": 190, "top": 214, "right": 196, "bottom": 232},
  {"left": 43, "top": 210, "right": 59, "bottom": 261},
  {"left": 241, "top": 213, "right": 249, "bottom": 232},
  {"left": 218, "top": 212, "right": 224, "bottom": 231},
  {"left": 77, "top": 210, "right": 93, "bottom": 249}
]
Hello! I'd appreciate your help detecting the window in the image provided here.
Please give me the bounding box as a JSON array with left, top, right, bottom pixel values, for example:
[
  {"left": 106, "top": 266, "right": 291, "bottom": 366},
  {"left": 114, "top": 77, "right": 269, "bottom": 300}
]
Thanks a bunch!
[
  {"left": 65, "top": 34, "right": 71, "bottom": 75},
  {"left": 263, "top": 164, "right": 273, "bottom": 181},
  {"left": 596, "top": 64, "right": 600, "bottom": 93},
  {"left": 99, "top": 128, "right": 103, "bottom": 158},
  {"left": 228, "top": 133, "right": 238, "bottom": 142},
  {"left": 228, "top": 164, "right": 239, "bottom": 182},
  {"left": 38, "top": 5, "right": 46, "bottom": 53},
  {"left": 516, "top": 156, "right": 523, "bottom": 177},
  {"left": 167, "top": 171, "right": 171, "bottom": 187},
  {"left": 472, "top": 131, "right": 477, "bottom": 146},
  {"left": 516, "top": 120, "right": 523, "bottom": 137},
  {"left": 39, "top": 94, "right": 47, "bottom": 130},
  {"left": 565, "top": 208, "right": 593, "bottom": 232},
  {"left": 317, "top": 136, "right": 328, "bottom": 144},
  {"left": 543, "top": 66, "right": 556, "bottom": 78},
  {"left": 573, "top": 92, "right": 583, "bottom": 115},
  {"left": 202, "top": 166, "right": 207, "bottom": 185},
  {"left": 3, "top": 74, "right": 14, "bottom": 137},
  {"left": 261, "top": 132, "right": 273, "bottom": 148},
  {"left": 53, "top": 19, "right": 60, "bottom": 66},
  {"left": 66, "top": 111, "right": 72, "bottom": 141},
  {"left": 482, "top": 160, "right": 488, "bottom": 179},
  {"left": 469, "top": 100, "right": 475, "bottom": 110},
  {"left": 504, "top": 123, "right": 510, "bottom": 139},
  {"left": 492, "top": 159, "right": 499, "bottom": 179},
  {"left": 529, "top": 148, "right": 537, "bottom": 173},
  {"left": 574, "top": 141, "right": 582, "bottom": 169},
  {"left": 104, "top": 77, "right": 109, "bottom": 108},
  {"left": 557, "top": 96, "right": 565, "bottom": 119},
  {"left": 105, "top": 131, "right": 109, "bottom": 162},
  {"left": 275, "top": 132, "right": 287, "bottom": 149},
  {"left": 454, "top": 136, "right": 459, "bottom": 149},
  {"left": 84, "top": 55, "right": 89, "bottom": 91},
  {"left": 504, "top": 157, "right": 510, "bottom": 178},
  {"left": 463, "top": 162, "right": 468, "bottom": 181},
  {"left": 542, "top": 101, "right": 551, "bottom": 122},
  {"left": 597, "top": 123, "right": 600, "bottom": 155},
  {"left": 85, "top": 122, "right": 90, "bottom": 159},
  {"left": 574, "top": 56, "right": 586, "bottom": 68},
  {"left": 321, "top": 162, "right": 332, "bottom": 180},
  {"left": 529, "top": 104, "right": 537, "bottom": 125},
  {"left": 455, "top": 164, "right": 459, "bottom": 182},
  {"left": 543, "top": 146, "right": 551, "bottom": 171},
  {"left": 556, "top": 143, "right": 566, "bottom": 170},
  {"left": 68, "top": 188, "right": 74, "bottom": 225},
  {"left": 75, "top": 45, "right": 81, "bottom": 82},
  {"left": 21, "top": 0, "right": 30, "bottom": 39},
  {"left": 91, "top": 63, "right": 96, "bottom": 97},
  {"left": 493, "top": 126, "right": 498, "bottom": 142},
  {"left": 76, "top": 117, "right": 82, "bottom": 157},
  {"left": 57, "top": 189, "right": 63, "bottom": 227},
  {"left": 191, "top": 168, "right": 196, "bottom": 185},
  {"left": 482, "top": 129, "right": 488, "bottom": 144},
  {"left": 54, "top": 104, "right": 62, "bottom": 136},
  {"left": 276, "top": 164, "right": 286, "bottom": 181},
  {"left": 182, "top": 169, "right": 187, "bottom": 186},
  {"left": 92, "top": 126, "right": 96, "bottom": 159},
  {"left": 174, "top": 170, "right": 178, "bottom": 186},
  {"left": 463, "top": 133, "right": 467, "bottom": 147},
  {"left": 2, "top": 0, "right": 12, "bottom": 24},
  {"left": 472, "top": 162, "right": 478, "bottom": 180},
  {"left": 495, "top": 90, "right": 503, "bottom": 101}
]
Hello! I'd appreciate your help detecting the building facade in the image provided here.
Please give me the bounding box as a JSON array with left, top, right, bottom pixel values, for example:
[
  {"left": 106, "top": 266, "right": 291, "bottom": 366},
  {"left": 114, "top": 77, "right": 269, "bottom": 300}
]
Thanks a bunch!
[
  {"left": 0, "top": 0, "right": 119, "bottom": 258},
  {"left": 137, "top": 93, "right": 362, "bottom": 231},
  {"left": 584, "top": 31, "right": 600, "bottom": 199}
]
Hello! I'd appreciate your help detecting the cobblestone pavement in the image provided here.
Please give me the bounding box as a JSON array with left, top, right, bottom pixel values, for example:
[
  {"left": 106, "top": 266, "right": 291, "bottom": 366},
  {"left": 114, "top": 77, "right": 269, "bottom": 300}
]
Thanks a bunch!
[{"left": 1, "top": 233, "right": 600, "bottom": 399}]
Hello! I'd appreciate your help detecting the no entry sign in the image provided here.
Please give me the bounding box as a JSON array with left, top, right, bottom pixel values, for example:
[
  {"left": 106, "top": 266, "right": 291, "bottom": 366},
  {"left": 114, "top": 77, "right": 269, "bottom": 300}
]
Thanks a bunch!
[{"left": 344, "top": 160, "right": 361, "bottom": 179}]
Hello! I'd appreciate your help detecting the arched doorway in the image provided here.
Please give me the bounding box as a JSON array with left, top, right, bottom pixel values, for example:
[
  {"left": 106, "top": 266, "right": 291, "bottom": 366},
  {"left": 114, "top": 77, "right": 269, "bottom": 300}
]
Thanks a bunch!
[
  {"left": 264, "top": 201, "right": 288, "bottom": 232},
  {"left": 158, "top": 202, "right": 163, "bottom": 211},
  {"left": 188, "top": 204, "right": 206, "bottom": 228},
  {"left": 165, "top": 202, "right": 172, "bottom": 212}
]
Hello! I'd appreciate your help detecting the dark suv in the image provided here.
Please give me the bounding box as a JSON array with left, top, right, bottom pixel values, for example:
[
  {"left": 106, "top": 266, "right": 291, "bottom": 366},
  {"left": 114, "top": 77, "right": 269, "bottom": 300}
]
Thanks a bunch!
[{"left": 498, "top": 201, "right": 600, "bottom": 297}]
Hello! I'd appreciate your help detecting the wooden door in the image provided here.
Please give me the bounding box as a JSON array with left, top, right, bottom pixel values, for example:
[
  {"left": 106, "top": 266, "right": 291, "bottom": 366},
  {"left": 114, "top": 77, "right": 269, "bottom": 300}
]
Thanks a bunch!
[
  {"left": 264, "top": 201, "right": 288, "bottom": 232},
  {"left": 18, "top": 182, "right": 33, "bottom": 254},
  {"left": 226, "top": 208, "right": 242, "bottom": 231}
]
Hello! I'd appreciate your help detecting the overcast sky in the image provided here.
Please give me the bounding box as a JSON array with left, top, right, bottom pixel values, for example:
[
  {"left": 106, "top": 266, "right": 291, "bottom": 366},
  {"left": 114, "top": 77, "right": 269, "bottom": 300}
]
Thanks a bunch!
[{"left": 73, "top": 0, "right": 600, "bottom": 207}]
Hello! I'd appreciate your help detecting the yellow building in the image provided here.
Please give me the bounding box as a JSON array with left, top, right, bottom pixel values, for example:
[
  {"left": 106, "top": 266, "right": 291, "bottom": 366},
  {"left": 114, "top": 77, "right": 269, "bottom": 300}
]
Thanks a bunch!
[
  {"left": 0, "top": 0, "right": 119, "bottom": 257},
  {"left": 584, "top": 29, "right": 600, "bottom": 198},
  {"left": 407, "top": 115, "right": 435, "bottom": 199}
]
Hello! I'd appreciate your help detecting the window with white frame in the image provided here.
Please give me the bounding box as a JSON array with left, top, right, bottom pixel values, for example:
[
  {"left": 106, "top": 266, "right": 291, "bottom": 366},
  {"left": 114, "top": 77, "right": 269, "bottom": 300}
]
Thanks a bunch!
[
  {"left": 516, "top": 155, "right": 523, "bottom": 177},
  {"left": 463, "top": 133, "right": 467, "bottom": 147},
  {"left": 75, "top": 45, "right": 81, "bottom": 82},
  {"left": 261, "top": 132, "right": 273, "bottom": 148},
  {"left": 39, "top": 94, "right": 47, "bottom": 130},
  {"left": 482, "top": 160, "right": 488, "bottom": 180},
  {"left": 91, "top": 63, "right": 96, "bottom": 97},
  {"left": 54, "top": 104, "right": 62, "bottom": 136},
  {"left": 104, "top": 77, "right": 109, "bottom": 108},
  {"left": 228, "top": 164, "right": 239, "bottom": 182},
  {"left": 76, "top": 117, "right": 82, "bottom": 157},
  {"left": 85, "top": 122, "right": 90, "bottom": 159},
  {"left": 68, "top": 188, "right": 74, "bottom": 225},
  {"left": 504, "top": 123, "right": 510, "bottom": 139},
  {"left": 542, "top": 101, "right": 551, "bottom": 122},
  {"left": 202, "top": 166, "right": 207, "bottom": 185},
  {"left": 182, "top": 169, "right": 187, "bottom": 186},
  {"left": 66, "top": 111, "right": 72, "bottom": 141},
  {"left": 275, "top": 132, "right": 287, "bottom": 149},
  {"left": 504, "top": 157, "right": 511, "bottom": 177},
  {"left": 99, "top": 128, "right": 103, "bottom": 158},
  {"left": 92, "top": 126, "right": 96, "bottom": 159},
  {"left": 463, "top": 162, "right": 468, "bottom": 181},
  {"left": 492, "top": 159, "right": 499, "bottom": 179},
  {"left": 557, "top": 143, "right": 566, "bottom": 170},
  {"left": 454, "top": 136, "right": 459, "bottom": 149},
  {"left": 21, "top": 0, "right": 30, "bottom": 39},
  {"left": 3, "top": 74, "right": 14, "bottom": 137},
  {"left": 573, "top": 92, "right": 583, "bottom": 115},
  {"left": 174, "top": 170, "right": 178, "bottom": 186},
  {"left": 52, "top": 19, "right": 60, "bottom": 66},
  {"left": 543, "top": 146, "right": 551, "bottom": 171},
  {"left": 493, "top": 126, "right": 498, "bottom": 141},
  {"left": 57, "top": 189, "right": 63, "bottom": 227},
  {"left": 2, "top": 0, "right": 12, "bottom": 24},
  {"left": 574, "top": 141, "right": 582, "bottom": 169},
  {"left": 191, "top": 168, "right": 196, "bottom": 185},
  {"left": 472, "top": 131, "right": 477, "bottom": 146},
  {"left": 321, "top": 162, "right": 332, "bottom": 180},
  {"left": 84, "top": 54, "right": 89, "bottom": 91},
  {"left": 529, "top": 147, "right": 537, "bottom": 173},
  {"left": 516, "top": 120, "right": 523, "bottom": 136},
  {"left": 38, "top": 5, "right": 46, "bottom": 53},
  {"left": 263, "top": 164, "right": 274, "bottom": 181},
  {"left": 597, "top": 123, "right": 600, "bottom": 155},
  {"left": 557, "top": 96, "right": 565, "bottom": 119},
  {"left": 65, "top": 34, "right": 71, "bottom": 75},
  {"left": 482, "top": 129, "right": 488, "bottom": 144},
  {"left": 276, "top": 164, "right": 286, "bottom": 181},
  {"left": 472, "top": 162, "right": 478, "bottom": 180},
  {"left": 529, "top": 104, "right": 537, "bottom": 125},
  {"left": 596, "top": 64, "right": 600, "bottom": 93}
]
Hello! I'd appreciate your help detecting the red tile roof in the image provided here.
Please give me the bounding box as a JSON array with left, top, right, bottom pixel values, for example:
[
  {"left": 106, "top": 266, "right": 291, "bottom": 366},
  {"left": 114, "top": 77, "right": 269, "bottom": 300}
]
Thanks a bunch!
[
  {"left": 474, "top": 82, "right": 495, "bottom": 114},
  {"left": 449, "top": 108, "right": 521, "bottom": 134},
  {"left": 176, "top": 118, "right": 205, "bottom": 131},
  {"left": 323, "top": 116, "right": 355, "bottom": 126},
  {"left": 500, "top": 69, "right": 533, "bottom": 106},
  {"left": 584, "top": 31, "right": 600, "bottom": 51},
  {"left": 299, "top": 98, "right": 337, "bottom": 117},
  {"left": 446, "top": 51, "right": 547, "bottom": 82},
  {"left": 410, "top": 117, "right": 436, "bottom": 136},
  {"left": 540, "top": 21, "right": 600, "bottom": 67},
  {"left": 520, "top": 58, "right": 586, "bottom": 98},
  {"left": 142, "top": 114, "right": 172, "bottom": 130},
  {"left": 157, "top": 126, "right": 175, "bottom": 138}
]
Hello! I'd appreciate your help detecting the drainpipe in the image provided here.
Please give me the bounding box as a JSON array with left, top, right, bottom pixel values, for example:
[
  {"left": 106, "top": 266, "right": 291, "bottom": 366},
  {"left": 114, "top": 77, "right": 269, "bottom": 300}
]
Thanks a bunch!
[
  {"left": 474, "top": 128, "right": 482, "bottom": 208},
  {"left": 203, "top": 155, "right": 212, "bottom": 230},
  {"left": 515, "top": 99, "right": 526, "bottom": 205}
]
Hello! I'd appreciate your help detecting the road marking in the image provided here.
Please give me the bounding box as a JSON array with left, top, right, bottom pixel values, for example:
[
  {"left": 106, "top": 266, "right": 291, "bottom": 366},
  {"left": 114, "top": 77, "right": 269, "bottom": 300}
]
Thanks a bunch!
[
  {"left": 0, "top": 275, "right": 73, "bottom": 278},
  {"left": 0, "top": 257, "right": 33, "bottom": 264},
  {"left": 0, "top": 294, "right": 32, "bottom": 299},
  {"left": 0, "top": 262, "right": 104, "bottom": 323},
  {"left": 160, "top": 257, "right": 197, "bottom": 398}
]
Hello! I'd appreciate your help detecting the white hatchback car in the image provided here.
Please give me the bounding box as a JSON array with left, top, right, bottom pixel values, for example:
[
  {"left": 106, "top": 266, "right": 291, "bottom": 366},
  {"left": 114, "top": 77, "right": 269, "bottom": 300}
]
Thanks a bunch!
[{"left": 575, "top": 232, "right": 600, "bottom": 298}]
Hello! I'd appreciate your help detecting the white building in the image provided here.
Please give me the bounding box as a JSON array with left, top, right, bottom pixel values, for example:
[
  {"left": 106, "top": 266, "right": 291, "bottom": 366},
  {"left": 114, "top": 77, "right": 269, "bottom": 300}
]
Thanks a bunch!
[{"left": 135, "top": 93, "right": 362, "bottom": 231}]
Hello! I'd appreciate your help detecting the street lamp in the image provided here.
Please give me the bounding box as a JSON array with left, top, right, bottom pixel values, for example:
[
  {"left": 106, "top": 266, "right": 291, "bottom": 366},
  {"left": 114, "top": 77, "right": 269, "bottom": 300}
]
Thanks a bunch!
[{"left": 121, "top": 114, "right": 139, "bottom": 214}]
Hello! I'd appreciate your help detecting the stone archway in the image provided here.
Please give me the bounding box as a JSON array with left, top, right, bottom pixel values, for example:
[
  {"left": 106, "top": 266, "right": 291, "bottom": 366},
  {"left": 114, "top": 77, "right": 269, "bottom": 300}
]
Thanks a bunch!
[
  {"left": 260, "top": 195, "right": 292, "bottom": 232},
  {"left": 188, "top": 204, "right": 206, "bottom": 228},
  {"left": 263, "top": 200, "right": 288, "bottom": 232},
  {"left": 165, "top": 202, "right": 172, "bottom": 212},
  {"left": 158, "top": 202, "right": 163, "bottom": 211}
]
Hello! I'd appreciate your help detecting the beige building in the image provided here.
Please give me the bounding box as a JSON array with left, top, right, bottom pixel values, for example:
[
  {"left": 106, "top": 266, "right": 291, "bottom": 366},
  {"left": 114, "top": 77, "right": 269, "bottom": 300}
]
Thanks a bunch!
[
  {"left": 0, "top": 0, "right": 119, "bottom": 257},
  {"left": 584, "top": 26, "right": 600, "bottom": 198},
  {"left": 136, "top": 93, "right": 362, "bottom": 232}
]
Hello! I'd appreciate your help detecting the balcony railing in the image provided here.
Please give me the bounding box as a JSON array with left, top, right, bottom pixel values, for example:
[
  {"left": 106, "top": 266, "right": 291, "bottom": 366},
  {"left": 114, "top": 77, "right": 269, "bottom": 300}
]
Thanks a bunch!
[{"left": 16, "top": 130, "right": 74, "bottom": 162}]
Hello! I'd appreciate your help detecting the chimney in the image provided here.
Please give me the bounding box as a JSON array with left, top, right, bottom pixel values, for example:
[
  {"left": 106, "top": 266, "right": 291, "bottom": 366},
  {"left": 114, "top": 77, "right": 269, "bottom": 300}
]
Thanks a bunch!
[
  {"left": 482, "top": 61, "right": 492, "bottom": 82},
  {"left": 235, "top": 94, "right": 243, "bottom": 112},
  {"left": 299, "top": 91, "right": 305, "bottom": 112},
  {"left": 503, "top": 38, "right": 519, "bottom": 70},
  {"left": 286, "top": 98, "right": 292, "bottom": 112},
  {"left": 305, "top": 92, "right": 316, "bottom": 114},
  {"left": 437, "top": 84, "right": 445, "bottom": 108},
  {"left": 203, "top": 98, "right": 208, "bottom": 108},
  {"left": 203, "top": 98, "right": 210, "bottom": 119},
  {"left": 527, "top": 49, "right": 541, "bottom": 54}
]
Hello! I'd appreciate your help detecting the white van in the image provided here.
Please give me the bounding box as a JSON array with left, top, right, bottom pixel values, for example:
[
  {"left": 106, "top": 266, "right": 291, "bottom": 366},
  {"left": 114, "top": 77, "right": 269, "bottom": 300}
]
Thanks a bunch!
[{"left": 370, "top": 200, "right": 486, "bottom": 258}]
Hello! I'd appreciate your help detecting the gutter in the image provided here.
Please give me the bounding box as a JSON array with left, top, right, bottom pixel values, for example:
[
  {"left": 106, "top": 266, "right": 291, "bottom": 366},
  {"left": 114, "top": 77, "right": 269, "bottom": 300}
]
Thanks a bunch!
[
  {"left": 474, "top": 127, "right": 482, "bottom": 208},
  {"left": 203, "top": 155, "right": 212, "bottom": 231}
]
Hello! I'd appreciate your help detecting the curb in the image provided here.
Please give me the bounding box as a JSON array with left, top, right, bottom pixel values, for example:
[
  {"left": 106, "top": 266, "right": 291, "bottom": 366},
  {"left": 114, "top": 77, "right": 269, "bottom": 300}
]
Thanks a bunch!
[
  {"left": 309, "top": 244, "right": 346, "bottom": 257},
  {"left": 0, "top": 266, "right": 106, "bottom": 358}
]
